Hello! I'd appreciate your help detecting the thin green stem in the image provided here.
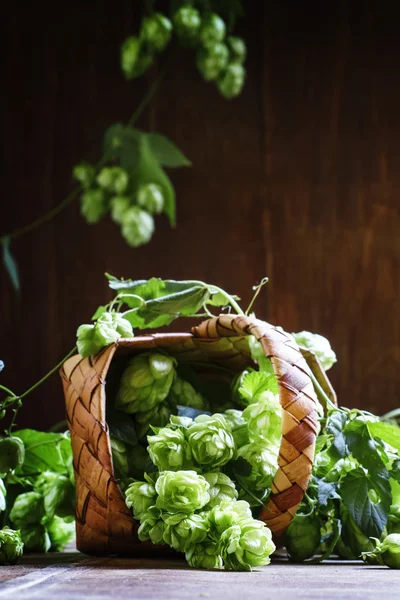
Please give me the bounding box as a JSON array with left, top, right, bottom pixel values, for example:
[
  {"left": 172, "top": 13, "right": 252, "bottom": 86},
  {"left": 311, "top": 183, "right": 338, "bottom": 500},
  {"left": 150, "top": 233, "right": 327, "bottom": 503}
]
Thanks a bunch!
[
  {"left": 18, "top": 346, "right": 77, "bottom": 401},
  {"left": 245, "top": 277, "right": 268, "bottom": 316},
  {"left": 0, "top": 384, "right": 17, "bottom": 398},
  {"left": 308, "top": 371, "right": 337, "bottom": 413},
  {"left": 381, "top": 408, "right": 400, "bottom": 421}
]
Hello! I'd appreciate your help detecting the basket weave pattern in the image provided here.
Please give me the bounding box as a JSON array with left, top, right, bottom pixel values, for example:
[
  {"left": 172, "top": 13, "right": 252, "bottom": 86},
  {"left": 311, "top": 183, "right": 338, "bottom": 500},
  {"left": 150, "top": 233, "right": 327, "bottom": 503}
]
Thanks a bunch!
[{"left": 60, "top": 314, "right": 319, "bottom": 555}]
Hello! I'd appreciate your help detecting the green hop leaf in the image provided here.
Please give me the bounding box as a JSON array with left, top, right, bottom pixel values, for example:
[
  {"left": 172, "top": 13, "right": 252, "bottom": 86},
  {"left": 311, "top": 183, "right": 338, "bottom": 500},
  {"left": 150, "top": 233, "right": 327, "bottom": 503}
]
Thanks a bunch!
[
  {"left": 10, "top": 492, "right": 45, "bottom": 527},
  {"left": 125, "top": 476, "right": 157, "bottom": 520},
  {"left": 137, "top": 183, "right": 164, "bottom": 214},
  {"left": 237, "top": 441, "right": 279, "bottom": 492},
  {"left": 141, "top": 13, "right": 172, "bottom": 53},
  {"left": 20, "top": 524, "right": 51, "bottom": 553},
  {"left": 218, "top": 519, "right": 275, "bottom": 571},
  {"left": 208, "top": 499, "right": 252, "bottom": 535},
  {"left": 168, "top": 377, "right": 208, "bottom": 411},
  {"left": 233, "top": 370, "right": 276, "bottom": 407},
  {"left": 217, "top": 63, "right": 245, "bottom": 99},
  {"left": 223, "top": 409, "right": 249, "bottom": 448},
  {"left": 173, "top": 6, "right": 201, "bottom": 46},
  {"left": 203, "top": 472, "right": 238, "bottom": 509},
  {"left": 34, "top": 472, "right": 75, "bottom": 520},
  {"left": 0, "top": 436, "right": 25, "bottom": 472},
  {"left": 110, "top": 196, "right": 131, "bottom": 224},
  {"left": 115, "top": 352, "right": 176, "bottom": 414},
  {"left": 185, "top": 540, "right": 223, "bottom": 570},
  {"left": 121, "top": 207, "right": 155, "bottom": 248},
  {"left": 72, "top": 162, "right": 95, "bottom": 189},
  {"left": 199, "top": 13, "right": 226, "bottom": 49},
  {"left": 80, "top": 188, "right": 107, "bottom": 224},
  {"left": 155, "top": 470, "right": 210, "bottom": 513},
  {"left": 163, "top": 512, "right": 209, "bottom": 552},
  {"left": 227, "top": 36, "right": 247, "bottom": 64},
  {"left": 284, "top": 513, "right": 321, "bottom": 562},
  {"left": 242, "top": 392, "right": 282, "bottom": 445},
  {"left": 187, "top": 414, "right": 235, "bottom": 468},
  {"left": 121, "top": 36, "right": 153, "bottom": 79},
  {"left": 0, "top": 527, "right": 24, "bottom": 565},
  {"left": 148, "top": 426, "right": 193, "bottom": 471},
  {"left": 197, "top": 43, "right": 229, "bottom": 81},
  {"left": 292, "top": 331, "right": 337, "bottom": 371},
  {"left": 137, "top": 505, "right": 166, "bottom": 544}
]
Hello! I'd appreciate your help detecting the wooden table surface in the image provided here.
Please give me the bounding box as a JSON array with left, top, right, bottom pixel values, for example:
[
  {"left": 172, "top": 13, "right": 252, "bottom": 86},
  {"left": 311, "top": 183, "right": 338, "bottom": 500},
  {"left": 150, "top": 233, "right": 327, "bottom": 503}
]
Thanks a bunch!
[{"left": 0, "top": 552, "right": 399, "bottom": 600}]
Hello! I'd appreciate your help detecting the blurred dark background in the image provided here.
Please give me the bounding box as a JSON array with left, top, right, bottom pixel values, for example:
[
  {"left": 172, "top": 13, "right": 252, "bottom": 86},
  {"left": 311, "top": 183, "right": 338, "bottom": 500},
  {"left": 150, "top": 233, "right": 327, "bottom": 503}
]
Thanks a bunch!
[{"left": 2, "top": 1, "right": 400, "bottom": 429}]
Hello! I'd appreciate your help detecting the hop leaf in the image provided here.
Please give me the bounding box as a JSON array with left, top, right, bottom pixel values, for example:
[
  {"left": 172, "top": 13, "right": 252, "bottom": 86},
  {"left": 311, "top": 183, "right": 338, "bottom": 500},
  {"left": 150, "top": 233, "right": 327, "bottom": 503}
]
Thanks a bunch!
[
  {"left": 125, "top": 476, "right": 157, "bottom": 520},
  {"left": 141, "top": 13, "right": 172, "bottom": 53},
  {"left": 20, "top": 524, "right": 51, "bottom": 553},
  {"left": 0, "top": 527, "right": 24, "bottom": 565},
  {"left": 80, "top": 189, "right": 108, "bottom": 224},
  {"left": 218, "top": 519, "right": 275, "bottom": 571},
  {"left": 217, "top": 63, "right": 245, "bottom": 99},
  {"left": 203, "top": 472, "right": 238, "bottom": 509},
  {"left": 155, "top": 470, "right": 210, "bottom": 513},
  {"left": 115, "top": 352, "right": 176, "bottom": 414},
  {"left": 163, "top": 512, "right": 209, "bottom": 552},
  {"left": 10, "top": 492, "right": 45, "bottom": 526},
  {"left": 47, "top": 516, "right": 75, "bottom": 551},
  {"left": 121, "top": 207, "right": 155, "bottom": 248},
  {"left": 199, "top": 13, "right": 226, "bottom": 49},
  {"left": 147, "top": 426, "right": 193, "bottom": 471},
  {"left": 137, "top": 183, "right": 164, "bottom": 214},
  {"left": 187, "top": 414, "right": 236, "bottom": 468},
  {"left": 197, "top": 43, "right": 229, "bottom": 81}
]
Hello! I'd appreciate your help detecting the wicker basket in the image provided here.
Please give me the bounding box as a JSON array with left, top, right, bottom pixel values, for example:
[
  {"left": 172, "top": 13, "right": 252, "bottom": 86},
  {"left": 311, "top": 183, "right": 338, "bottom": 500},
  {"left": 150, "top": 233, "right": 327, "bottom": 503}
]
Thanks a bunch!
[{"left": 60, "top": 314, "right": 335, "bottom": 556}]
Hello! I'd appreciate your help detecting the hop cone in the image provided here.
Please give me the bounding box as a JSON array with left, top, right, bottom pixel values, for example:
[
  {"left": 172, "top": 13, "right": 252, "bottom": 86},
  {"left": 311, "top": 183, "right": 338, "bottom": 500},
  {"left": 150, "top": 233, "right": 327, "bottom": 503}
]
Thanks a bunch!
[
  {"left": 148, "top": 426, "right": 193, "bottom": 471},
  {"left": 0, "top": 527, "right": 24, "bottom": 565},
  {"left": 218, "top": 519, "right": 275, "bottom": 571},
  {"left": 155, "top": 470, "right": 210, "bottom": 513},
  {"left": 202, "top": 472, "right": 238, "bottom": 509},
  {"left": 187, "top": 414, "right": 235, "bottom": 468},
  {"left": 163, "top": 512, "right": 209, "bottom": 552}
]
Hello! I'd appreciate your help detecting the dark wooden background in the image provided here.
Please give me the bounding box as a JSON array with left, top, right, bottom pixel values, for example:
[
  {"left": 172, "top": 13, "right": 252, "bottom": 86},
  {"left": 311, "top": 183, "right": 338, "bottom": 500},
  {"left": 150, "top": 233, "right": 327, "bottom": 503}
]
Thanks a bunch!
[{"left": 2, "top": 1, "right": 400, "bottom": 430}]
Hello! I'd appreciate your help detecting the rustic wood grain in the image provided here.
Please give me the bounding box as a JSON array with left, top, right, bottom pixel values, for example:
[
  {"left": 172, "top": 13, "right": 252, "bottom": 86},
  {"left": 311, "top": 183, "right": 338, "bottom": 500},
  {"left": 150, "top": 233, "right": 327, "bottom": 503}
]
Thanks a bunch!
[
  {"left": 1, "top": 0, "right": 400, "bottom": 429},
  {"left": 0, "top": 553, "right": 398, "bottom": 600}
]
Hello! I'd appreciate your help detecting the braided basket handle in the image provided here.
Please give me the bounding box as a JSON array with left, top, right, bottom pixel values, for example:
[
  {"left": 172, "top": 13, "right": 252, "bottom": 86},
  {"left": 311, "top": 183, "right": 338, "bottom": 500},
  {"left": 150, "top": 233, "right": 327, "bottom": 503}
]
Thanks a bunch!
[{"left": 192, "top": 314, "right": 319, "bottom": 538}]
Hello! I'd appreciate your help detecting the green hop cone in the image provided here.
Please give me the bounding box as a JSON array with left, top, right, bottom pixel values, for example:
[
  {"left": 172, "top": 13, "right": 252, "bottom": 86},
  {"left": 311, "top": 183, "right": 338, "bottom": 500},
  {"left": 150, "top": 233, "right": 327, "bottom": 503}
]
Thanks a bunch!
[
  {"left": 237, "top": 441, "right": 279, "bottom": 492},
  {"left": 168, "top": 377, "right": 208, "bottom": 411},
  {"left": 47, "top": 516, "right": 75, "bottom": 551},
  {"left": 10, "top": 492, "right": 45, "bottom": 527},
  {"left": 284, "top": 513, "right": 321, "bottom": 562},
  {"left": 138, "top": 505, "right": 166, "bottom": 544},
  {"left": 187, "top": 414, "right": 235, "bottom": 468},
  {"left": 137, "top": 183, "right": 164, "bottom": 214},
  {"left": 155, "top": 470, "right": 210, "bottom": 513},
  {"left": 203, "top": 472, "right": 238, "bottom": 509},
  {"left": 227, "top": 36, "right": 247, "bottom": 64},
  {"left": 199, "top": 13, "right": 226, "bottom": 49},
  {"left": 0, "top": 527, "right": 24, "bottom": 565},
  {"left": 148, "top": 426, "right": 193, "bottom": 471},
  {"left": 115, "top": 352, "right": 176, "bottom": 414},
  {"left": 125, "top": 475, "right": 156, "bottom": 520},
  {"left": 362, "top": 533, "right": 400, "bottom": 569},
  {"left": 136, "top": 401, "right": 171, "bottom": 440},
  {"left": 121, "top": 206, "right": 155, "bottom": 248},
  {"left": 76, "top": 312, "right": 133, "bottom": 358},
  {"left": 121, "top": 36, "right": 153, "bottom": 79},
  {"left": 141, "top": 13, "right": 172, "bottom": 53},
  {"left": 20, "top": 524, "right": 51, "bottom": 553},
  {"left": 185, "top": 540, "right": 223, "bottom": 570},
  {"left": 97, "top": 167, "right": 129, "bottom": 194},
  {"left": 208, "top": 499, "right": 252, "bottom": 535},
  {"left": 0, "top": 436, "right": 25, "bottom": 472},
  {"left": 388, "top": 504, "right": 400, "bottom": 535},
  {"left": 110, "top": 196, "right": 131, "bottom": 224},
  {"left": 196, "top": 43, "right": 229, "bottom": 81},
  {"left": 168, "top": 415, "right": 193, "bottom": 429},
  {"left": 173, "top": 6, "right": 201, "bottom": 46},
  {"left": 243, "top": 391, "right": 282, "bottom": 445},
  {"left": 73, "top": 162, "right": 95, "bottom": 190},
  {"left": 111, "top": 437, "right": 131, "bottom": 479},
  {"left": 219, "top": 519, "right": 275, "bottom": 571},
  {"left": 80, "top": 188, "right": 107, "bottom": 224},
  {"left": 223, "top": 409, "right": 249, "bottom": 448},
  {"left": 248, "top": 337, "right": 275, "bottom": 375},
  {"left": 163, "top": 512, "right": 209, "bottom": 552},
  {"left": 292, "top": 331, "right": 337, "bottom": 371},
  {"left": 217, "top": 63, "right": 245, "bottom": 99}
]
